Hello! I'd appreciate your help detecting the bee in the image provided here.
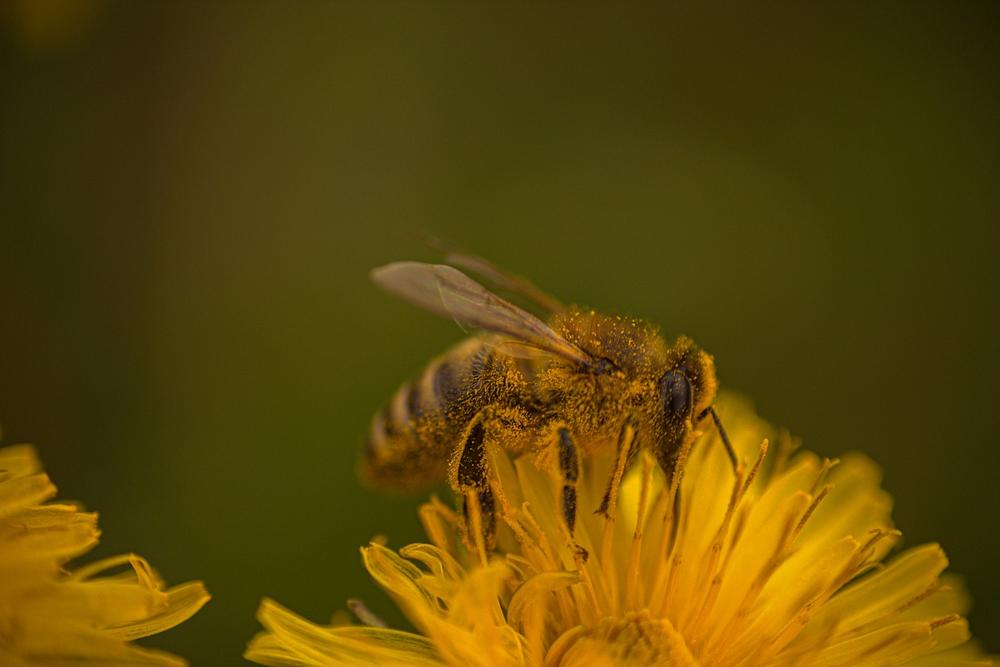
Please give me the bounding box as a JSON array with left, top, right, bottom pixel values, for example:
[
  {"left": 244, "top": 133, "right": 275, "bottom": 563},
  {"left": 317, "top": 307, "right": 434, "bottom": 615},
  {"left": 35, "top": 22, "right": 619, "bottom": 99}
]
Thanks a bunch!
[{"left": 365, "top": 255, "right": 735, "bottom": 549}]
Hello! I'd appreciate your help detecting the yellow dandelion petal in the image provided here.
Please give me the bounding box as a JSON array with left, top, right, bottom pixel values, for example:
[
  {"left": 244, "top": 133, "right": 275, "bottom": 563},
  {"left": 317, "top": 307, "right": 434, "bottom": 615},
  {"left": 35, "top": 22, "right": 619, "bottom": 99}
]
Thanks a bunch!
[
  {"left": 247, "top": 394, "right": 994, "bottom": 666},
  {"left": 248, "top": 598, "right": 442, "bottom": 667},
  {"left": 0, "top": 444, "right": 209, "bottom": 665}
]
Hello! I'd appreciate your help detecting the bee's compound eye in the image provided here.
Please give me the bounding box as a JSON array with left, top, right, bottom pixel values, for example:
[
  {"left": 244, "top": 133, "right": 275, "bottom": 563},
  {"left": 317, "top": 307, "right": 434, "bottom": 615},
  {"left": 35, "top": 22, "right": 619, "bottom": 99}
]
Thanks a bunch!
[{"left": 659, "top": 370, "right": 692, "bottom": 421}]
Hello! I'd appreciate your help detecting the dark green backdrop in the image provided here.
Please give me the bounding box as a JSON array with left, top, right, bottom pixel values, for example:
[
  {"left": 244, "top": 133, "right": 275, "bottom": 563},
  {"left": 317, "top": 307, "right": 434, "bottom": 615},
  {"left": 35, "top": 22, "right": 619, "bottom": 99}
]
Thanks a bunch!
[{"left": 1, "top": 2, "right": 997, "bottom": 663}]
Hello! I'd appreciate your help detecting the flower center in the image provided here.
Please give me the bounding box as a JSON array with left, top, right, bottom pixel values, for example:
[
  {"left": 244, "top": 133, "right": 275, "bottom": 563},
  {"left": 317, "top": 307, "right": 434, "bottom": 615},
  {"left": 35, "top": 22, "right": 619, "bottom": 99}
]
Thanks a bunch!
[{"left": 553, "top": 610, "right": 699, "bottom": 667}]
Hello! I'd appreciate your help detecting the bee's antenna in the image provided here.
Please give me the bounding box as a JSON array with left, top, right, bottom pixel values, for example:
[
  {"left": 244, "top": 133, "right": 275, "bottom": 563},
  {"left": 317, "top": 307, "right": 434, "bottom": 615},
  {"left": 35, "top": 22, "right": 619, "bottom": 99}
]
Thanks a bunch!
[{"left": 699, "top": 406, "right": 738, "bottom": 471}]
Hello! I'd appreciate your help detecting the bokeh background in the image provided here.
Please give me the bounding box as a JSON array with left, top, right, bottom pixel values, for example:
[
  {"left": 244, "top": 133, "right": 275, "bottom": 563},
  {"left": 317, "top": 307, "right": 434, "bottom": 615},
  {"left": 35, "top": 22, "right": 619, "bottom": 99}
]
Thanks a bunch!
[{"left": 2, "top": 1, "right": 998, "bottom": 663}]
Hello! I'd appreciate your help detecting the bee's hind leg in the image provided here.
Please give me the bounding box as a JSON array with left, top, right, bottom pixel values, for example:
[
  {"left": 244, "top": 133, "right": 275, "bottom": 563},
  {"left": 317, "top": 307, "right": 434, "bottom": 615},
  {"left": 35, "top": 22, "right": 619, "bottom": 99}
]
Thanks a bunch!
[
  {"left": 456, "top": 420, "right": 497, "bottom": 555},
  {"left": 556, "top": 427, "right": 579, "bottom": 535}
]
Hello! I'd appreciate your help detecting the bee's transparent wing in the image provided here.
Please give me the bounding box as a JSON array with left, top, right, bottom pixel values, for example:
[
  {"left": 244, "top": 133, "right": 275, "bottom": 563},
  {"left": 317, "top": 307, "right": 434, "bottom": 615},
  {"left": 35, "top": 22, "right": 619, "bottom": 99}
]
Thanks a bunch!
[
  {"left": 423, "top": 237, "right": 565, "bottom": 314},
  {"left": 371, "top": 261, "right": 592, "bottom": 366}
]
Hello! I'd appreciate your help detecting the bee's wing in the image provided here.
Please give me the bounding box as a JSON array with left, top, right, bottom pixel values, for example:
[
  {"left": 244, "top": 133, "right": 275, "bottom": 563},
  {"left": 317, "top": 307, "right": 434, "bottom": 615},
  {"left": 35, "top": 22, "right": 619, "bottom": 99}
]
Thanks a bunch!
[
  {"left": 423, "top": 237, "right": 565, "bottom": 314},
  {"left": 434, "top": 249, "right": 565, "bottom": 318},
  {"left": 371, "top": 261, "right": 592, "bottom": 366}
]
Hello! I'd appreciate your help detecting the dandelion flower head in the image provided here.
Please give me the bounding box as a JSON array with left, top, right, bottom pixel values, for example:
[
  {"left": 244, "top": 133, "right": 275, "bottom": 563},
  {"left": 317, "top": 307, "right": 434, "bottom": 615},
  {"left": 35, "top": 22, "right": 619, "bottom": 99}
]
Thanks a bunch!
[{"left": 247, "top": 395, "right": 992, "bottom": 666}]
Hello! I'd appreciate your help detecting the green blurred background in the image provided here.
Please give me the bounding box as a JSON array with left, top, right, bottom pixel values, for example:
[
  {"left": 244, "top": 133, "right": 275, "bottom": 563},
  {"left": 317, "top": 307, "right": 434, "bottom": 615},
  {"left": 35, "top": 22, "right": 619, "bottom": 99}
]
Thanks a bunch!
[{"left": 1, "top": 1, "right": 998, "bottom": 662}]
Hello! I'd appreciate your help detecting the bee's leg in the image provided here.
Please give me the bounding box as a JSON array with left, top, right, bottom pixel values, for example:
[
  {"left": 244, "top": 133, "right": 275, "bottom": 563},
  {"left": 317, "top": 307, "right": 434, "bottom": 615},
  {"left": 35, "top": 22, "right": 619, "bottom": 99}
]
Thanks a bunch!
[
  {"left": 456, "top": 420, "right": 497, "bottom": 552},
  {"left": 697, "top": 406, "right": 738, "bottom": 471},
  {"left": 595, "top": 418, "right": 639, "bottom": 517},
  {"left": 556, "top": 427, "right": 579, "bottom": 535}
]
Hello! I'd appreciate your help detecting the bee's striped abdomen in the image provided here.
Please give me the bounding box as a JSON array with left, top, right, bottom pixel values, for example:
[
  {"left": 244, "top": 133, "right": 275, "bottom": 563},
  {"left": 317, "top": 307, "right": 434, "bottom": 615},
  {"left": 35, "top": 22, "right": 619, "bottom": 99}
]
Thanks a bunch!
[{"left": 363, "top": 338, "right": 488, "bottom": 489}]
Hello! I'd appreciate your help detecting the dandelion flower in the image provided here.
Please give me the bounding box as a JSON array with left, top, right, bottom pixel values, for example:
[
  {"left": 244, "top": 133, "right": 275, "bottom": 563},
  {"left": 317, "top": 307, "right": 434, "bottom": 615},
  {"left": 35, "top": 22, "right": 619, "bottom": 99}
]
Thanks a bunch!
[
  {"left": 0, "top": 444, "right": 209, "bottom": 665},
  {"left": 246, "top": 395, "right": 992, "bottom": 666}
]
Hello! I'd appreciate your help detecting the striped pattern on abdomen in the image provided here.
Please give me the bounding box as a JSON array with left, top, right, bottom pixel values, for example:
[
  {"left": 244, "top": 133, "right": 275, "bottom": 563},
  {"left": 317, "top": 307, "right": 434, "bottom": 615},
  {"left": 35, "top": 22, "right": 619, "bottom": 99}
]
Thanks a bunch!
[{"left": 363, "top": 338, "right": 491, "bottom": 489}]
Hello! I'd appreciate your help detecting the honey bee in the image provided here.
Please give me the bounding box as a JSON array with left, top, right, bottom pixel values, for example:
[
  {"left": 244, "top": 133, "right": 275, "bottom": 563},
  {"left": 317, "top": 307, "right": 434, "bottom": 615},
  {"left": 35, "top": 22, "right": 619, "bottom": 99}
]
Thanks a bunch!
[{"left": 365, "top": 255, "right": 735, "bottom": 548}]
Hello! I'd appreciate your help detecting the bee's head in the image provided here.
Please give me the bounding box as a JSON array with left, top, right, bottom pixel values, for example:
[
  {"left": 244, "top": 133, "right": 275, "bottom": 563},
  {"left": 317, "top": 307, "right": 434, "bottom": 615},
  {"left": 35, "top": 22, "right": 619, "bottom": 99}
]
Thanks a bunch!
[{"left": 654, "top": 338, "right": 718, "bottom": 472}]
